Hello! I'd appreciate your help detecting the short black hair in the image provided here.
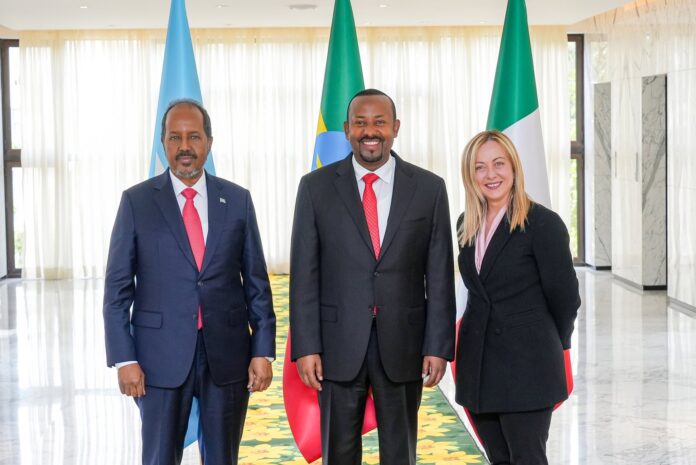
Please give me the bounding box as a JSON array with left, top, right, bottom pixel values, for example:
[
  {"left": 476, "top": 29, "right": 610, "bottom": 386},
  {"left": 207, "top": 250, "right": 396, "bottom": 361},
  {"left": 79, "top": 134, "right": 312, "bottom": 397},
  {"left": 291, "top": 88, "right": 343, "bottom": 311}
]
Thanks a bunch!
[
  {"left": 160, "top": 98, "right": 213, "bottom": 142},
  {"left": 345, "top": 88, "right": 397, "bottom": 122}
]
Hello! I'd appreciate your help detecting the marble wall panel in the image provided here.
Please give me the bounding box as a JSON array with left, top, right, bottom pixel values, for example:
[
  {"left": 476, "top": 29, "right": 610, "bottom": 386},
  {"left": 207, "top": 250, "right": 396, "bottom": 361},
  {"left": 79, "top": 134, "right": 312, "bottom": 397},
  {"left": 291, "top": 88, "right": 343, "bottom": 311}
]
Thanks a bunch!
[
  {"left": 588, "top": 82, "right": 612, "bottom": 267},
  {"left": 578, "top": 0, "right": 696, "bottom": 306},
  {"left": 641, "top": 75, "right": 667, "bottom": 287}
]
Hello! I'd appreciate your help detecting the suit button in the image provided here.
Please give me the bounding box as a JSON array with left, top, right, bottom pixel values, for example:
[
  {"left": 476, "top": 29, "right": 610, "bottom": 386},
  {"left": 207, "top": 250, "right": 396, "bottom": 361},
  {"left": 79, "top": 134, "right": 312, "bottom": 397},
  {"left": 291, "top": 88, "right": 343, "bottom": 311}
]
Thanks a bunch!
[
  {"left": 373, "top": 271, "right": 380, "bottom": 277},
  {"left": 197, "top": 281, "right": 203, "bottom": 287},
  {"left": 494, "top": 328, "right": 502, "bottom": 335}
]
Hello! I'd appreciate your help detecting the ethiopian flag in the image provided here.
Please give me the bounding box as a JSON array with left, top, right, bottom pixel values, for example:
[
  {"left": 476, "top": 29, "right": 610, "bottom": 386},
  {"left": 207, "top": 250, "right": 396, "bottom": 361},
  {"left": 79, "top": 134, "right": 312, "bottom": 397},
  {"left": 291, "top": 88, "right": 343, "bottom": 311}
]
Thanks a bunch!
[
  {"left": 284, "top": 1, "right": 376, "bottom": 462},
  {"left": 486, "top": 0, "right": 550, "bottom": 207},
  {"left": 310, "top": 0, "right": 365, "bottom": 170}
]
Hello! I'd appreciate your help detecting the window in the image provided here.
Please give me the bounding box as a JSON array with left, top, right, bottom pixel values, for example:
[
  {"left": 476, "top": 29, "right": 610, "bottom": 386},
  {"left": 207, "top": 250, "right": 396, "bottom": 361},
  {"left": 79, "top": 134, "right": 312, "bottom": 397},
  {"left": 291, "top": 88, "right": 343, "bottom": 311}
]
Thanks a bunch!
[
  {"left": 2, "top": 39, "right": 22, "bottom": 277},
  {"left": 568, "top": 34, "right": 585, "bottom": 264}
]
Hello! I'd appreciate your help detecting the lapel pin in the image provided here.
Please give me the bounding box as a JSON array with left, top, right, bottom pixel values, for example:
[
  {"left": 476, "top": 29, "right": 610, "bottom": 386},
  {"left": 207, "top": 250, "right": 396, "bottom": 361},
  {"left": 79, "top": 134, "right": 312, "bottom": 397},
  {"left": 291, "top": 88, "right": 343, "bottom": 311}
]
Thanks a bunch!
[{"left": 220, "top": 198, "right": 226, "bottom": 204}]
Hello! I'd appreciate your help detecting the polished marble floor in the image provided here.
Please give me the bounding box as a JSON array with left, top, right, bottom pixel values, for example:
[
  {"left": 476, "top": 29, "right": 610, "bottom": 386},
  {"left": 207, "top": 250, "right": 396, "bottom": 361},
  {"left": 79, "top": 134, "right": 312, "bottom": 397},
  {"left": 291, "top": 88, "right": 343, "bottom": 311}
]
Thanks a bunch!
[{"left": 1, "top": 268, "right": 695, "bottom": 465}]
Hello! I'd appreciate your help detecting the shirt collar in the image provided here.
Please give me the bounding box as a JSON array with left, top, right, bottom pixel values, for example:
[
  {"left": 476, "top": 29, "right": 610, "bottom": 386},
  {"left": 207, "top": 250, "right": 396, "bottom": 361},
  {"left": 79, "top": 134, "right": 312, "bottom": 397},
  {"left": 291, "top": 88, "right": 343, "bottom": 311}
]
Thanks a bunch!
[
  {"left": 480, "top": 203, "right": 508, "bottom": 237},
  {"left": 352, "top": 153, "right": 396, "bottom": 185},
  {"left": 169, "top": 169, "right": 208, "bottom": 200}
]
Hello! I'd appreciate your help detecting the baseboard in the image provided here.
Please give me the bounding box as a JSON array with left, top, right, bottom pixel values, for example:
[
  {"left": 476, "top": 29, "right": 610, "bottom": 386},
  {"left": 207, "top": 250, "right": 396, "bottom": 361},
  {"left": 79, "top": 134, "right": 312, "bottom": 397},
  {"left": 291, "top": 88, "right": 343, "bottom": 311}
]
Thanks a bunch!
[
  {"left": 644, "top": 285, "right": 667, "bottom": 291},
  {"left": 612, "top": 274, "right": 667, "bottom": 291},
  {"left": 669, "top": 298, "right": 696, "bottom": 317}
]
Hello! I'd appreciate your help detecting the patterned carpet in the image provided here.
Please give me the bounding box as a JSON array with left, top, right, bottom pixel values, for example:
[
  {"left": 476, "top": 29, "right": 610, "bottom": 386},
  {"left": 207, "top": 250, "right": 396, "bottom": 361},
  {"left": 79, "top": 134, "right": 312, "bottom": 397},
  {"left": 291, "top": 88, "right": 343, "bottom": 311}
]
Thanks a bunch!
[{"left": 237, "top": 275, "right": 484, "bottom": 464}]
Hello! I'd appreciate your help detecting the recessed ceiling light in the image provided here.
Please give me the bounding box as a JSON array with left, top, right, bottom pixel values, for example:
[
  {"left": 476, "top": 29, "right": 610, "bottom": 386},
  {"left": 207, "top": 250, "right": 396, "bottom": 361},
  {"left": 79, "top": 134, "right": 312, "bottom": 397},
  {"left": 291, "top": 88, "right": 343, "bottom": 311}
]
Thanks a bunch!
[
  {"left": 288, "top": 4, "right": 317, "bottom": 10},
  {"left": 379, "top": 4, "right": 388, "bottom": 8},
  {"left": 79, "top": 5, "right": 88, "bottom": 9},
  {"left": 479, "top": 21, "right": 487, "bottom": 25},
  {"left": 216, "top": 4, "right": 228, "bottom": 8}
]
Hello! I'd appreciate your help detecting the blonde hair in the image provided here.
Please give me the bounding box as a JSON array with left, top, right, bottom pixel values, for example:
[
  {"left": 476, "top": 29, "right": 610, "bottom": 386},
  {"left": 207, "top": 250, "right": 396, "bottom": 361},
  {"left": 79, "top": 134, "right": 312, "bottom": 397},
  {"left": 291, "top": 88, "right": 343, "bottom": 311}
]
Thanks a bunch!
[{"left": 458, "top": 130, "right": 532, "bottom": 247}]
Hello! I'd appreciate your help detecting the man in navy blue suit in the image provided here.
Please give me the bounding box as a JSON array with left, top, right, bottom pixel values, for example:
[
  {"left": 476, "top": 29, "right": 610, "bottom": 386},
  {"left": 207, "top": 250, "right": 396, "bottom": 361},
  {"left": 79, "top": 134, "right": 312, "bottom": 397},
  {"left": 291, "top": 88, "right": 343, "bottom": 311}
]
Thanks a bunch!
[{"left": 103, "top": 99, "right": 276, "bottom": 465}]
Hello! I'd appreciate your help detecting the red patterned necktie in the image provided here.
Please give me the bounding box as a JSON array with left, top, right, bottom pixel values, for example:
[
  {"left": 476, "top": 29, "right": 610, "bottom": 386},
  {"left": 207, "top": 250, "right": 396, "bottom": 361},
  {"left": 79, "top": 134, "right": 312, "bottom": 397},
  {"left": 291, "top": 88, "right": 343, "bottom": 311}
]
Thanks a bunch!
[
  {"left": 362, "top": 173, "right": 380, "bottom": 259},
  {"left": 182, "top": 187, "right": 205, "bottom": 329}
]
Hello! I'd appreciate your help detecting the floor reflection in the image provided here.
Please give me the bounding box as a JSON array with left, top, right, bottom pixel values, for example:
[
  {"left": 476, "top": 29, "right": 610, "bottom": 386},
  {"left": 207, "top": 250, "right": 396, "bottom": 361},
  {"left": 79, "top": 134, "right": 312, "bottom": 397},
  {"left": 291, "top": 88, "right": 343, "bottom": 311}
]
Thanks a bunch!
[
  {"left": 1, "top": 270, "right": 696, "bottom": 464},
  {"left": 0, "top": 279, "right": 142, "bottom": 465},
  {"left": 547, "top": 270, "right": 696, "bottom": 465}
]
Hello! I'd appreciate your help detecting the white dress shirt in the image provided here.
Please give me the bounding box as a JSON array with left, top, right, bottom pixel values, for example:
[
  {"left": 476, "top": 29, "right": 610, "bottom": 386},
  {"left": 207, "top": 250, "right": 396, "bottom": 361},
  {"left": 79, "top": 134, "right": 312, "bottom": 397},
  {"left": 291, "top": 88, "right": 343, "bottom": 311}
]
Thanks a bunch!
[{"left": 352, "top": 154, "right": 396, "bottom": 245}]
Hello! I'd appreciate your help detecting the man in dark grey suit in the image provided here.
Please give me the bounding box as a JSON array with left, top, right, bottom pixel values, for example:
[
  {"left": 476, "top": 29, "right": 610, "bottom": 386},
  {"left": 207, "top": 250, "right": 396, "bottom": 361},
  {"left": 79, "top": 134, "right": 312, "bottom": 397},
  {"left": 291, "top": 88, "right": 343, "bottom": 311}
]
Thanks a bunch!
[{"left": 289, "top": 89, "right": 455, "bottom": 465}]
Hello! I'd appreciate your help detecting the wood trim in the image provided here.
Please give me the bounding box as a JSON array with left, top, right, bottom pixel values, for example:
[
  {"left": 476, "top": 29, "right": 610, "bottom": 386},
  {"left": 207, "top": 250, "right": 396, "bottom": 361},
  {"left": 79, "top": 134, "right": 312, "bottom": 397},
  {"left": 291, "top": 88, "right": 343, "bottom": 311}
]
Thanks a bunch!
[
  {"left": 2, "top": 39, "right": 21, "bottom": 277},
  {"left": 568, "top": 34, "right": 586, "bottom": 263}
]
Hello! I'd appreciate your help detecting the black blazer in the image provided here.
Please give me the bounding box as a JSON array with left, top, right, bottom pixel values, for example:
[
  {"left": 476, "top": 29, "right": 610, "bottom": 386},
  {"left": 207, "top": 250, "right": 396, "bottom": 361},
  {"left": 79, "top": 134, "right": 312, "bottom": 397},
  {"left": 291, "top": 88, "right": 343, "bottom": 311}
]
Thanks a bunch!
[
  {"left": 290, "top": 153, "right": 455, "bottom": 383},
  {"left": 455, "top": 203, "right": 580, "bottom": 413}
]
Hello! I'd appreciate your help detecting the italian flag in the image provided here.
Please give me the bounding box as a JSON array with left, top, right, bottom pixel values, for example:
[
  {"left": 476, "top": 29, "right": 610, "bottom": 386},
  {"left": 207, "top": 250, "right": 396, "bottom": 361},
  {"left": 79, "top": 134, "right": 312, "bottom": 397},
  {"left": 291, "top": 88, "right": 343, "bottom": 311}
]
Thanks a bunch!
[
  {"left": 453, "top": 1, "right": 572, "bottom": 447},
  {"left": 486, "top": 0, "right": 551, "bottom": 208},
  {"left": 486, "top": 0, "right": 573, "bottom": 407}
]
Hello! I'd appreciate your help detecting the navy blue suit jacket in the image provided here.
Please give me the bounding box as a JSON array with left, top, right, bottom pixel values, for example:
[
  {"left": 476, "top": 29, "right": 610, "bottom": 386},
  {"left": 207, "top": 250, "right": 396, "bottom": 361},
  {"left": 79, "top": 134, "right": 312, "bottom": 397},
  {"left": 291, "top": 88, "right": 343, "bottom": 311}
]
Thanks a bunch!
[{"left": 103, "top": 170, "right": 275, "bottom": 388}]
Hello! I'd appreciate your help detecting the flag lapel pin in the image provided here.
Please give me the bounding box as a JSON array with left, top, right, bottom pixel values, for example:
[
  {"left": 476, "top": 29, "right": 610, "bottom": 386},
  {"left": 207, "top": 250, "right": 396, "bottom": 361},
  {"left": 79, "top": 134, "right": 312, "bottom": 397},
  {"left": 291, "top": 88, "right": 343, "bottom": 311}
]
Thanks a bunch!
[{"left": 220, "top": 198, "right": 226, "bottom": 204}]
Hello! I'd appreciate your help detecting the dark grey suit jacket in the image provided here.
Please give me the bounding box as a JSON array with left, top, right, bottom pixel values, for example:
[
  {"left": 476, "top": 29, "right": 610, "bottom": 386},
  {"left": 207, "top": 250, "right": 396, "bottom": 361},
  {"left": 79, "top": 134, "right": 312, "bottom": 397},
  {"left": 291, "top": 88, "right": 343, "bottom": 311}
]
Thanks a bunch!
[
  {"left": 290, "top": 153, "right": 455, "bottom": 383},
  {"left": 455, "top": 203, "right": 580, "bottom": 413}
]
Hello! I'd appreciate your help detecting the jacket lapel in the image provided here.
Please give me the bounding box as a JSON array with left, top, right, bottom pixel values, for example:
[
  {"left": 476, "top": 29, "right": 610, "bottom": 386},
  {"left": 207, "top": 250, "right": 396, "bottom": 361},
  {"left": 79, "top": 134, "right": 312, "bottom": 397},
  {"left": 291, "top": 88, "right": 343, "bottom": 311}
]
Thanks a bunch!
[
  {"left": 333, "top": 155, "right": 377, "bottom": 258},
  {"left": 153, "top": 171, "right": 197, "bottom": 271},
  {"left": 378, "top": 154, "right": 416, "bottom": 262},
  {"left": 200, "top": 173, "right": 227, "bottom": 275},
  {"left": 462, "top": 243, "right": 489, "bottom": 302},
  {"left": 479, "top": 217, "right": 514, "bottom": 282}
]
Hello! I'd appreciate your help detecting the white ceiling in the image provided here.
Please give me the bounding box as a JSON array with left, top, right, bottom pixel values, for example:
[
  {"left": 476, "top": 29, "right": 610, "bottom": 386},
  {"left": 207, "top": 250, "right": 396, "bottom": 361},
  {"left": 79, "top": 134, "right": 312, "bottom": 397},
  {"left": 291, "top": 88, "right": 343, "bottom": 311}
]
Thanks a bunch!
[{"left": 0, "top": 0, "right": 631, "bottom": 31}]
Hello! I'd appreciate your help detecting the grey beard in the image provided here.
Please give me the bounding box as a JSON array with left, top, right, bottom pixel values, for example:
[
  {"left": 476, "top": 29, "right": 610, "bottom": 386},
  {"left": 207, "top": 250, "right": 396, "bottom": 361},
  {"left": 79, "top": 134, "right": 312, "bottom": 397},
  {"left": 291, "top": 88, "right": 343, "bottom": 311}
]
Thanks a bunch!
[{"left": 173, "top": 167, "right": 202, "bottom": 179}]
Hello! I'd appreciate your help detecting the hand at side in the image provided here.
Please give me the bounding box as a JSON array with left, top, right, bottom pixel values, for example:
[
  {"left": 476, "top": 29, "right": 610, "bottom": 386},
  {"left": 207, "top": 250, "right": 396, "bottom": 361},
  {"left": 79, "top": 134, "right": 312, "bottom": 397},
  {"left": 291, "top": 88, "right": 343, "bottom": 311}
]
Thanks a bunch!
[
  {"left": 248, "top": 357, "right": 273, "bottom": 392},
  {"left": 296, "top": 354, "right": 323, "bottom": 391},
  {"left": 118, "top": 363, "right": 146, "bottom": 397},
  {"left": 422, "top": 356, "right": 447, "bottom": 388}
]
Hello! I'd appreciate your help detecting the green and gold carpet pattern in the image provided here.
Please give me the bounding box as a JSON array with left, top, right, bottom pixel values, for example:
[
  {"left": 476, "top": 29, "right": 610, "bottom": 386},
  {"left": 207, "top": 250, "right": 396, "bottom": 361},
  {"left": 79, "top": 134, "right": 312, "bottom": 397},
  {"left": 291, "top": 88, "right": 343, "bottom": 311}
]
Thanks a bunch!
[{"left": 237, "top": 275, "right": 484, "bottom": 464}]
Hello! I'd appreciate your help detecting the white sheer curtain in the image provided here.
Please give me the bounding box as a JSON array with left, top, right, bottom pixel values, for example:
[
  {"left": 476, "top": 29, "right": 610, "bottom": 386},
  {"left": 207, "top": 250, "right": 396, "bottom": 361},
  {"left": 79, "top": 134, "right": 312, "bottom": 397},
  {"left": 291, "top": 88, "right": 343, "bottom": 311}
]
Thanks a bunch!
[{"left": 19, "top": 26, "right": 569, "bottom": 278}]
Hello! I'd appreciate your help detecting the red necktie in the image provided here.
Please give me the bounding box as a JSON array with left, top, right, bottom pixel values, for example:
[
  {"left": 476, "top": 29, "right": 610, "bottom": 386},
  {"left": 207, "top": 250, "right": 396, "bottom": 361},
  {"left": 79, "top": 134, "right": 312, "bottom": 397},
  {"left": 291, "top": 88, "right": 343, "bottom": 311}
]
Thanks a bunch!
[
  {"left": 362, "top": 173, "right": 380, "bottom": 259},
  {"left": 182, "top": 188, "right": 205, "bottom": 329}
]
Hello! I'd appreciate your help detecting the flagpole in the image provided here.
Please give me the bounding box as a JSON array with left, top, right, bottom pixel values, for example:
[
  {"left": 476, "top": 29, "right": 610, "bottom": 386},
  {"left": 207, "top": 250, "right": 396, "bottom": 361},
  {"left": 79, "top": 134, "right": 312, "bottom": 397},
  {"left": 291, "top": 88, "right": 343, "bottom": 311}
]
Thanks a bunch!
[
  {"left": 283, "top": 1, "right": 374, "bottom": 462},
  {"left": 149, "top": 0, "right": 212, "bottom": 453}
]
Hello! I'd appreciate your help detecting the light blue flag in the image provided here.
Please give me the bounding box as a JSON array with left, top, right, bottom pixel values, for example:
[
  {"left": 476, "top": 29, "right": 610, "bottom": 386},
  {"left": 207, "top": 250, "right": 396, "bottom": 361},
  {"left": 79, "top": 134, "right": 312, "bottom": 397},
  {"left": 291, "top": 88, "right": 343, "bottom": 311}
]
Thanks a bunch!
[
  {"left": 149, "top": 0, "right": 209, "bottom": 449},
  {"left": 149, "top": 0, "right": 215, "bottom": 177}
]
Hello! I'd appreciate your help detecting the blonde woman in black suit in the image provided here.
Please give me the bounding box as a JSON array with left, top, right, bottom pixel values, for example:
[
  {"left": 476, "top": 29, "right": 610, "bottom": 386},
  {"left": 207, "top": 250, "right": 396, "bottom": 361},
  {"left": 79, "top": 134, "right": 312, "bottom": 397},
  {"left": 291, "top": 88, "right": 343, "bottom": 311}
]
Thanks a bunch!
[{"left": 455, "top": 130, "right": 580, "bottom": 465}]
